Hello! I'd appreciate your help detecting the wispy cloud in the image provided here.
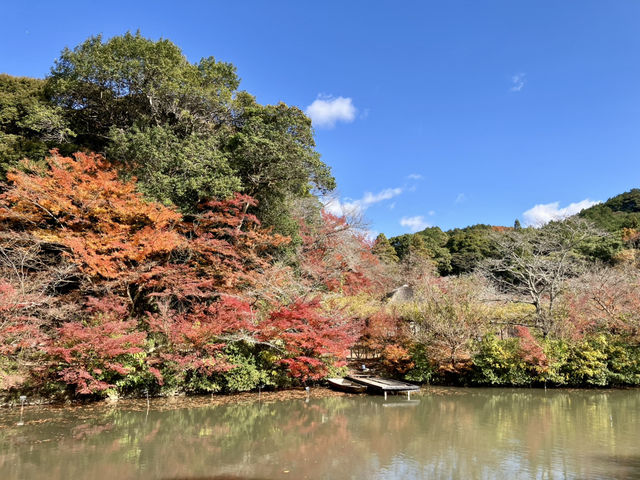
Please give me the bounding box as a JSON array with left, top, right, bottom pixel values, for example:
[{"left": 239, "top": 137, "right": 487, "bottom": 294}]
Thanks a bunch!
[
  {"left": 510, "top": 73, "right": 526, "bottom": 92},
  {"left": 455, "top": 193, "right": 466, "bottom": 204},
  {"left": 305, "top": 95, "right": 356, "bottom": 128},
  {"left": 407, "top": 173, "right": 423, "bottom": 180},
  {"left": 324, "top": 187, "right": 403, "bottom": 217},
  {"left": 522, "top": 199, "right": 600, "bottom": 226},
  {"left": 400, "top": 215, "right": 430, "bottom": 233}
]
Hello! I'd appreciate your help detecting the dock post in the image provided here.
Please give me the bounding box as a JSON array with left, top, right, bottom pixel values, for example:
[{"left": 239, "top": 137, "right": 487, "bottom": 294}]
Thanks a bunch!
[
  {"left": 384, "top": 391, "right": 387, "bottom": 401},
  {"left": 407, "top": 391, "right": 411, "bottom": 401}
]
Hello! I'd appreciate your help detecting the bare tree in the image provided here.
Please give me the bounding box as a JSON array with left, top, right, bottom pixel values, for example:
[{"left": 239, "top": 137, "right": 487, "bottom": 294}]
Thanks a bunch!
[
  {"left": 481, "top": 218, "right": 605, "bottom": 337},
  {"left": 0, "top": 232, "right": 81, "bottom": 324},
  {"left": 407, "top": 275, "right": 489, "bottom": 369}
]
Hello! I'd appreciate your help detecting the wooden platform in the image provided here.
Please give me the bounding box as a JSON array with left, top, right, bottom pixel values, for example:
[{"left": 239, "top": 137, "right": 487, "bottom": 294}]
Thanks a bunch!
[{"left": 345, "top": 375, "right": 420, "bottom": 392}]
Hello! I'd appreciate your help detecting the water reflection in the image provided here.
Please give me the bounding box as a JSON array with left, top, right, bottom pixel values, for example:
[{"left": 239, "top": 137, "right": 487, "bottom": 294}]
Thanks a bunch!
[{"left": 1, "top": 388, "right": 639, "bottom": 479}]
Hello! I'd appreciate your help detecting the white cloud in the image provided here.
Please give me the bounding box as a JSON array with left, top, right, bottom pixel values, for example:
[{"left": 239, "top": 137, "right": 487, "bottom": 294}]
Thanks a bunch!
[
  {"left": 455, "top": 193, "right": 466, "bottom": 204},
  {"left": 408, "top": 173, "right": 423, "bottom": 180},
  {"left": 361, "top": 188, "right": 403, "bottom": 205},
  {"left": 510, "top": 73, "right": 526, "bottom": 92},
  {"left": 400, "top": 215, "right": 430, "bottom": 233},
  {"left": 522, "top": 199, "right": 600, "bottom": 227},
  {"left": 305, "top": 95, "right": 356, "bottom": 128},
  {"left": 428, "top": 210, "right": 435, "bottom": 216},
  {"left": 324, "top": 187, "right": 403, "bottom": 217}
]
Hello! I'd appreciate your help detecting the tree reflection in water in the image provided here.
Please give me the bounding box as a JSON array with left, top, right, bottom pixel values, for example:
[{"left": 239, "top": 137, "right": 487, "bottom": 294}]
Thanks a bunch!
[{"left": 0, "top": 388, "right": 639, "bottom": 479}]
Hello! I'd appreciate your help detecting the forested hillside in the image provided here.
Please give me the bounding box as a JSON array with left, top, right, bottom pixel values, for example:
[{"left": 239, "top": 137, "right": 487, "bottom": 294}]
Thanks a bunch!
[
  {"left": 2, "top": 32, "right": 640, "bottom": 401},
  {"left": 385, "top": 188, "right": 640, "bottom": 275},
  {"left": 579, "top": 189, "right": 640, "bottom": 231}
]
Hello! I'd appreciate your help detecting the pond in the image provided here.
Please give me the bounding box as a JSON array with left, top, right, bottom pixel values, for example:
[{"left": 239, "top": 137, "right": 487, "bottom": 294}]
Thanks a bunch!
[{"left": 1, "top": 387, "right": 639, "bottom": 479}]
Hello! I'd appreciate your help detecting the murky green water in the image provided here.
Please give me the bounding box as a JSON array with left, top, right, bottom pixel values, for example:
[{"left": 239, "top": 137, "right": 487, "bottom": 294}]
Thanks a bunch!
[{"left": 1, "top": 387, "right": 639, "bottom": 479}]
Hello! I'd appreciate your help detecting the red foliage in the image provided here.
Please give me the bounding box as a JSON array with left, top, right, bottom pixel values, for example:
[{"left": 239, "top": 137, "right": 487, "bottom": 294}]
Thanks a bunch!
[
  {"left": 298, "top": 211, "right": 385, "bottom": 295},
  {"left": 0, "top": 280, "right": 46, "bottom": 357},
  {"left": 515, "top": 326, "right": 548, "bottom": 368},
  {"left": 0, "top": 151, "right": 375, "bottom": 394},
  {"left": 565, "top": 270, "right": 640, "bottom": 340},
  {"left": 380, "top": 344, "right": 415, "bottom": 374},
  {"left": 45, "top": 297, "right": 147, "bottom": 394},
  {"left": 258, "top": 298, "right": 360, "bottom": 381},
  {"left": 139, "top": 193, "right": 289, "bottom": 303},
  {"left": 146, "top": 296, "right": 255, "bottom": 376}
]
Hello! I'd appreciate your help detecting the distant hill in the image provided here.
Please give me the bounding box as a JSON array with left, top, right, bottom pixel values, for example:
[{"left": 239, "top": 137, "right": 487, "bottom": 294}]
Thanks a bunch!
[
  {"left": 385, "top": 189, "right": 640, "bottom": 275},
  {"left": 579, "top": 188, "right": 640, "bottom": 232}
]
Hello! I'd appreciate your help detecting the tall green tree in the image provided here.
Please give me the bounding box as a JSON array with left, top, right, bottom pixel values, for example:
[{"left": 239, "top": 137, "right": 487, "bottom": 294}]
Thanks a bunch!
[
  {"left": 0, "top": 74, "right": 72, "bottom": 176},
  {"left": 45, "top": 32, "right": 335, "bottom": 231},
  {"left": 372, "top": 233, "right": 399, "bottom": 263}
]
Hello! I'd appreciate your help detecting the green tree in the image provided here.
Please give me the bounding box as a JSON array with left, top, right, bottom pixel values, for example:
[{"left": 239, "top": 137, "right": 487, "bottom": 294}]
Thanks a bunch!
[
  {"left": 0, "top": 74, "right": 72, "bottom": 177},
  {"left": 45, "top": 32, "right": 335, "bottom": 228},
  {"left": 372, "top": 233, "right": 399, "bottom": 263},
  {"left": 108, "top": 125, "right": 241, "bottom": 209},
  {"left": 408, "top": 234, "right": 431, "bottom": 258},
  {"left": 446, "top": 225, "right": 497, "bottom": 275},
  {"left": 389, "top": 228, "right": 451, "bottom": 275},
  {"left": 226, "top": 96, "right": 335, "bottom": 235}
]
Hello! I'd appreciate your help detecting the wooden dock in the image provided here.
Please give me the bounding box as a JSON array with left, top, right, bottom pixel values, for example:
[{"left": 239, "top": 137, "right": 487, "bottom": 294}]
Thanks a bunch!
[{"left": 345, "top": 375, "right": 420, "bottom": 393}]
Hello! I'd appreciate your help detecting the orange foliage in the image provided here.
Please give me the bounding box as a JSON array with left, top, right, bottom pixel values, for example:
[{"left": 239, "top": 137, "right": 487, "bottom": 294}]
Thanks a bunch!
[{"left": 0, "top": 151, "right": 183, "bottom": 279}]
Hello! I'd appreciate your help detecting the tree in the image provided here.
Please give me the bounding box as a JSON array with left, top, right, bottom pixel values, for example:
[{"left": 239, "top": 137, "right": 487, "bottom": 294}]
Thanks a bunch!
[
  {"left": 406, "top": 275, "right": 488, "bottom": 370},
  {"left": 0, "top": 151, "right": 183, "bottom": 282},
  {"left": 108, "top": 125, "right": 242, "bottom": 209},
  {"left": 372, "top": 233, "right": 399, "bottom": 263},
  {"left": 0, "top": 74, "right": 72, "bottom": 176},
  {"left": 482, "top": 218, "right": 605, "bottom": 337},
  {"left": 446, "top": 224, "right": 497, "bottom": 275},
  {"left": 514, "top": 219, "right": 522, "bottom": 230},
  {"left": 579, "top": 188, "right": 640, "bottom": 232},
  {"left": 146, "top": 296, "right": 257, "bottom": 392},
  {"left": 389, "top": 228, "right": 452, "bottom": 275},
  {"left": 138, "top": 193, "right": 290, "bottom": 310},
  {"left": 45, "top": 296, "right": 148, "bottom": 395},
  {"left": 227, "top": 97, "right": 335, "bottom": 235},
  {"left": 46, "top": 32, "right": 335, "bottom": 230},
  {"left": 257, "top": 298, "right": 360, "bottom": 382},
  {"left": 569, "top": 266, "right": 640, "bottom": 340},
  {"left": 297, "top": 210, "right": 388, "bottom": 295},
  {"left": 47, "top": 32, "right": 239, "bottom": 147}
]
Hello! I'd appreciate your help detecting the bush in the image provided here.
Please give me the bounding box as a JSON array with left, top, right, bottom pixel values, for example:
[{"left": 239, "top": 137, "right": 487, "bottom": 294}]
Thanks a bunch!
[
  {"left": 472, "top": 335, "right": 532, "bottom": 386},
  {"left": 404, "top": 344, "right": 437, "bottom": 383}
]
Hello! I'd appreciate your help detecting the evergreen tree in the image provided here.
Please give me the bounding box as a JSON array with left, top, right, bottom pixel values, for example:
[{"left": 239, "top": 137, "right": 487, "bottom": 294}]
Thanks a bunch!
[
  {"left": 372, "top": 233, "right": 399, "bottom": 263},
  {"left": 408, "top": 234, "right": 431, "bottom": 259}
]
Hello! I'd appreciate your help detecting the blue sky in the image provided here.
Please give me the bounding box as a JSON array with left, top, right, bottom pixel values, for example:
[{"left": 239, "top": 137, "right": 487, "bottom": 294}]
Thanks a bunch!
[{"left": 2, "top": 1, "right": 640, "bottom": 237}]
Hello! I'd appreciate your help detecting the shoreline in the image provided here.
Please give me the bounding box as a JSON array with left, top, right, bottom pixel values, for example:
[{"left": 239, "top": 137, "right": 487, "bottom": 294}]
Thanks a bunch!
[{"left": 2, "top": 383, "right": 639, "bottom": 411}]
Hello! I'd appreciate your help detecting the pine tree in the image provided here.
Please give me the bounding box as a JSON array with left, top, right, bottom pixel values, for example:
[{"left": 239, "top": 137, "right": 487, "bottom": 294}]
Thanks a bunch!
[{"left": 372, "top": 233, "right": 399, "bottom": 263}]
